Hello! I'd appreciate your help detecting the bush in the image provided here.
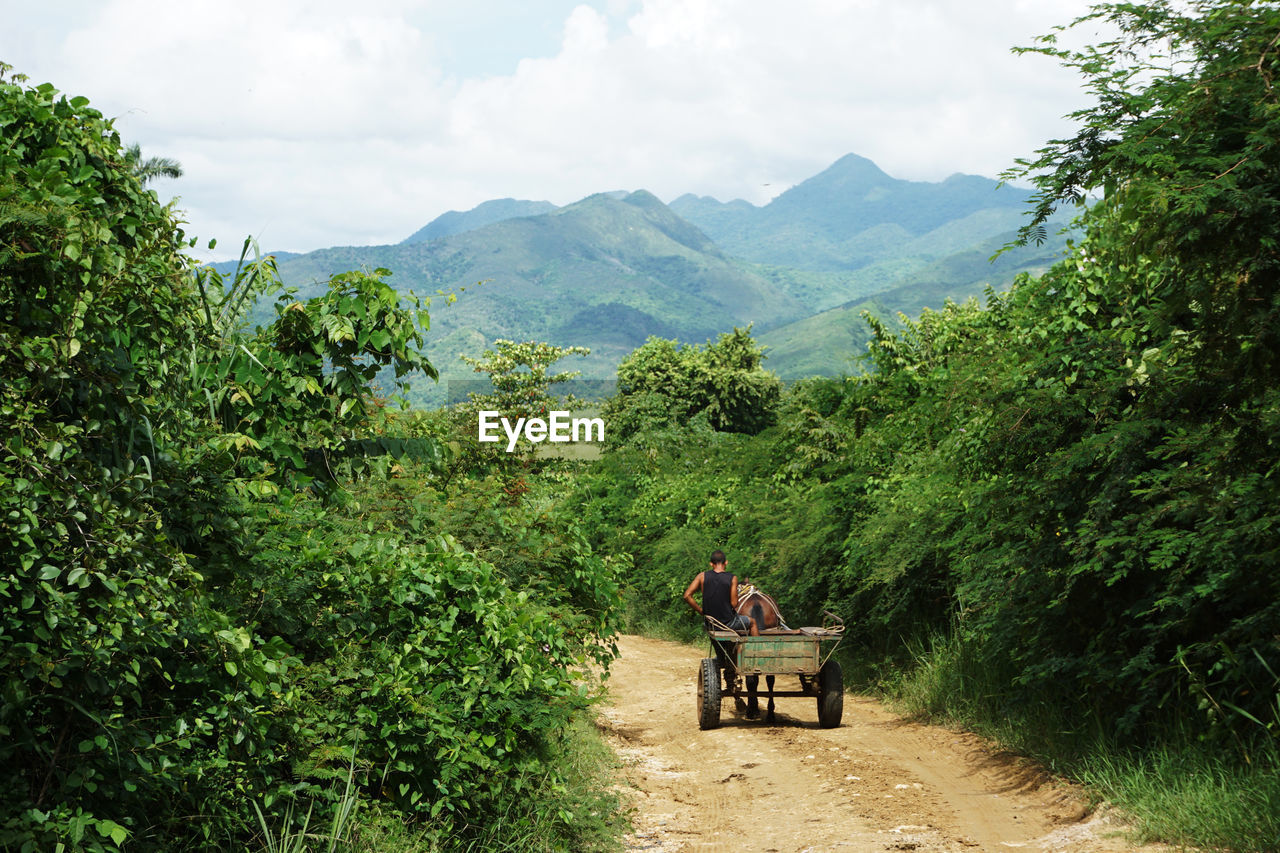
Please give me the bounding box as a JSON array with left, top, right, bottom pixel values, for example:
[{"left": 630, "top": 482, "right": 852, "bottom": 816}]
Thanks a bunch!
[{"left": 0, "top": 69, "right": 623, "bottom": 851}]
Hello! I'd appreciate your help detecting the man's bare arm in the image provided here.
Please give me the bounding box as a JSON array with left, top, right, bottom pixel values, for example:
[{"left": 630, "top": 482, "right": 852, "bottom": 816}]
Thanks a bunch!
[{"left": 682, "top": 573, "right": 704, "bottom": 614}]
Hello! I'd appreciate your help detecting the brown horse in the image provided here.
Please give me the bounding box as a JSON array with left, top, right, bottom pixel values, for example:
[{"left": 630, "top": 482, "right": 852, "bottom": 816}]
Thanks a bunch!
[{"left": 736, "top": 585, "right": 788, "bottom": 721}]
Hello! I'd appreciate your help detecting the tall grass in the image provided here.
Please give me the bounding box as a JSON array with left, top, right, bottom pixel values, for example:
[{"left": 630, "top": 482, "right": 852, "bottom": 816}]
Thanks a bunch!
[
  {"left": 253, "top": 750, "right": 361, "bottom": 853},
  {"left": 250, "top": 715, "right": 628, "bottom": 853},
  {"left": 876, "top": 629, "right": 1280, "bottom": 852},
  {"left": 1077, "top": 744, "right": 1280, "bottom": 852},
  {"left": 445, "top": 715, "right": 628, "bottom": 853}
]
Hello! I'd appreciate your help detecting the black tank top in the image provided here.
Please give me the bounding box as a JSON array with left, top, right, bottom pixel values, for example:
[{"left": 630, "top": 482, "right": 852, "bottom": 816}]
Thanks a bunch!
[{"left": 702, "top": 570, "right": 736, "bottom": 623}]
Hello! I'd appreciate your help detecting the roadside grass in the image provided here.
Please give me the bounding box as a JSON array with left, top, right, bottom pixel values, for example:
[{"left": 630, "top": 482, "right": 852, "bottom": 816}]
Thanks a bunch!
[
  {"left": 623, "top": 612, "right": 705, "bottom": 645},
  {"left": 874, "top": 630, "right": 1280, "bottom": 853},
  {"left": 448, "top": 714, "right": 629, "bottom": 853},
  {"left": 252, "top": 757, "right": 361, "bottom": 853},
  {"left": 1076, "top": 744, "right": 1280, "bottom": 852},
  {"left": 251, "top": 715, "right": 628, "bottom": 853}
]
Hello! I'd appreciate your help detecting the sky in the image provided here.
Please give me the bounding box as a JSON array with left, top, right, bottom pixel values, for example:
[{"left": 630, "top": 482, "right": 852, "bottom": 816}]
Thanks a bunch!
[{"left": 3, "top": 0, "right": 1101, "bottom": 260}]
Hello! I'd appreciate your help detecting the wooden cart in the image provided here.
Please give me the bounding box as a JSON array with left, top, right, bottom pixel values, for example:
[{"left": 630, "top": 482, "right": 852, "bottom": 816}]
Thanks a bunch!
[{"left": 697, "top": 612, "right": 844, "bottom": 730}]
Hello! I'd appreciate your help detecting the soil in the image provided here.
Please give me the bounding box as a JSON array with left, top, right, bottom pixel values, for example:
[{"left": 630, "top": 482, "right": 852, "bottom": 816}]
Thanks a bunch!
[{"left": 600, "top": 634, "right": 1176, "bottom": 853}]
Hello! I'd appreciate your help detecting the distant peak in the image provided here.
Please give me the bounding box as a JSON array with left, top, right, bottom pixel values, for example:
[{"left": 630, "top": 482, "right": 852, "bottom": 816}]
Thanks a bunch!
[
  {"left": 401, "top": 198, "right": 556, "bottom": 244},
  {"left": 943, "top": 172, "right": 996, "bottom": 185},
  {"left": 831, "top": 152, "right": 885, "bottom": 170},
  {"left": 822, "top": 153, "right": 895, "bottom": 184},
  {"left": 766, "top": 153, "right": 898, "bottom": 212},
  {"left": 623, "top": 189, "right": 664, "bottom": 209}
]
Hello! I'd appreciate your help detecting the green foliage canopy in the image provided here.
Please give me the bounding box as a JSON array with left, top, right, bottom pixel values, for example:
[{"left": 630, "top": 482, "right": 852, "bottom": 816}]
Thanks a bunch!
[
  {"left": 0, "top": 68, "right": 620, "bottom": 852},
  {"left": 575, "top": 0, "right": 1280, "bottom": 779},
  {"left": 606, "top": 326, "right": 782, "bottom": 445},
  {"left": 1007, "top": 0, "right": 1280, "bottom": 389}
]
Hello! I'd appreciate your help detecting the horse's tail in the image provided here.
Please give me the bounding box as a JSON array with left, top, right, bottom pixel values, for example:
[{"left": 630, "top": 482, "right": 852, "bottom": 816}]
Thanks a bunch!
[{"left": 751, "top": 602, "right": 765, "bottom": 632}]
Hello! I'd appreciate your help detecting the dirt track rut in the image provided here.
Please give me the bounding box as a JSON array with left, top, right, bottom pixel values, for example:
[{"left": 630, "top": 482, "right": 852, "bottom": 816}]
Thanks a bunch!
[{"left": 600, "top": 634, "right": 1171, "bottom": 853}]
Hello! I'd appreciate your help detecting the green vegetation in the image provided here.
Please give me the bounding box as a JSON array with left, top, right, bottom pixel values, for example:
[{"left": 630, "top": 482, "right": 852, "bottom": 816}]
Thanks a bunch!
[
  {"left": 240, "top": 154, "right": 1064, "bottom": 403},
  {"left": 7, "top": 1, "right": 1280, "bottom": 850},
  {"left": 451, "top": 338, "right": 593, "bottom": 472},
  {"left": 0, "top": 66, "right": 622, "bottom": 851},
  {"left": 567, "top": 3, "right": 1280, "bottom": 849},
  {"left": 605, "top": 327, "right": 782, "bottom": 445},
  {"left": 260, "top": 189, "right": 809, "bottom": 409}
]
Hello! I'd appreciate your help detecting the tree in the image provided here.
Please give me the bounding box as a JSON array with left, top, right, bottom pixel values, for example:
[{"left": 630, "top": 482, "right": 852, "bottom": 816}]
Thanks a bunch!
[
  {"left": 606, "top": 326, "right": 782, "bottom": 445},
  {"left": 0, "top": 69, "right": 439, "bottom": 848},
  {"left": 1005, "top": 0, "right": 1280, "bottom": 391},
  {"left": 124, "top": 142, "right": 183, "bottom": 185},
  {"left": 1, "top": 66, "right": 231, "bottom": 850},
  {"left": 453, "top": 339, "right": 591, "bottom": 471},
  {"left": 459, "top": 339, "right": 590, "bottom": 416},
  {"left": 980, "top": 0, "right": 1280, "bottom": 742}
]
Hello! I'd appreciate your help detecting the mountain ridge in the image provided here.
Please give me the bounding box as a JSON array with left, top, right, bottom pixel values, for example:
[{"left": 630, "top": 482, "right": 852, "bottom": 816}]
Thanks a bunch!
[
  {"left": 401, "top": 198, "right": 558, "bottom": 244},
  {"left": 245, "top": 154, "right": 1065, "bottom": 404},
  {"left": 669, "top": 156, "right": 1035, "bottom": 271}
]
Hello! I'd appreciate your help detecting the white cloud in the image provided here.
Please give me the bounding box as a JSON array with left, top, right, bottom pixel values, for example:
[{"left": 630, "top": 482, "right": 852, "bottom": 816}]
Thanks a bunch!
[
  {"left": 55, "top": 0, "right": 449, "bottom": 140},
  {"left": 2, "top": 0, "right": 1098, "bottom": 258}
]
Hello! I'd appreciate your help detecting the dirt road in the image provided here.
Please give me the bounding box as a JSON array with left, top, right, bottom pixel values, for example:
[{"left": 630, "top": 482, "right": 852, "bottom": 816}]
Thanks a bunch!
[{"left": 601, "top": 634, "right": 1169, "bottom": 853}]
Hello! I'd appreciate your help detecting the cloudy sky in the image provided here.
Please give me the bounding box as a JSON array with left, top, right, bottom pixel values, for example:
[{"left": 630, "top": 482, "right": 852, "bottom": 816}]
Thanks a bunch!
[{"left": 4, "top": 0, "right": 1100, "bottom": 260}]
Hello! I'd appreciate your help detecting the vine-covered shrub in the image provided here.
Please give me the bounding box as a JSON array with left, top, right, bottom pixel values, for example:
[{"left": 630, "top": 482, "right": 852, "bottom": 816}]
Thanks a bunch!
[
  {"left": 1, "top": 70, "right": 621, "bottom": 851},
  {"left": 0, "top": 67, "right": 240, "bottom": 850},
  {"left": 216, "top": 493, "right": 620, "bottom": 841},
  {"left": 606, "top": 326, "right": 782, "bottom": 445}
]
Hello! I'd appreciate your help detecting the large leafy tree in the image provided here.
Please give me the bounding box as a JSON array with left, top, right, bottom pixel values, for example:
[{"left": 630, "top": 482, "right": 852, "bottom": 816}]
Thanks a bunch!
[
  {"left": 607, "top": 326, "right": 782, "bottom": 444},
  {"left": 1008, "top": 0, "right": 1280, "bottom": 389},
  {"left": 1, "top": 66, "right": 231, "bottom": 850},
  {"left": 860, "top": 0, "right": 1280, "bottom": 742},
  {"left": 0, "top": 68, "right": 452, "bottom": 850}
]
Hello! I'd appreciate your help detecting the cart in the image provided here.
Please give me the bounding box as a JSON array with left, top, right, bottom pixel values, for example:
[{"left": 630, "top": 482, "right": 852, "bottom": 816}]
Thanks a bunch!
[{"left": 697, "top": 612, "right": 845, "bottom": 730}]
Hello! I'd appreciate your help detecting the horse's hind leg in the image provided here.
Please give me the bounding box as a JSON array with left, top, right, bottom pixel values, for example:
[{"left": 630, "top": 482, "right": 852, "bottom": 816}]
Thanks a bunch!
[
  {"left": 765, "top": 675, "right": 776, "bottom": 723},
  {"left": 730, "top": 669, "right": 745, "bottom": 711},
  {"left": 746, "top": 674, "right": 760, "bottom": 719}
]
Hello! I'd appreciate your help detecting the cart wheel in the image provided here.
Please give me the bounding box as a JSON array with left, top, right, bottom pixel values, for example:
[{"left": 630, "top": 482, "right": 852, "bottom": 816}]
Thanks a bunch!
[
  {"left": 817, "top": 659, "right": 843, "bottom": 728},
  {"left": 697, "top": 658, "right": 722, "bottom": 730}
]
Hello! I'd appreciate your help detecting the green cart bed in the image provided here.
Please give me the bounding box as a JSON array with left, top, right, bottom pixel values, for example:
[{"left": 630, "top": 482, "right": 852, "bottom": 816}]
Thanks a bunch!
[{"left": 697, "top": 613, "right": 844, "bottom": 730}]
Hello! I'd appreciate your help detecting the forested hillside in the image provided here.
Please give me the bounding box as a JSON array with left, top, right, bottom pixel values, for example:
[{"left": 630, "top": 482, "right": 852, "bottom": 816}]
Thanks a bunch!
[
  {"left": 569, "top": 3, "right": 1280, "bottom": 849},
  {"left": 259, "top": 189, "right": 807, "bottom": 399},
  {"left": 669, "top": 154, "right": 1033, "bottom": 271},
  {"left": 243, "top": 155, "right": 1066, "bottom": 400}
]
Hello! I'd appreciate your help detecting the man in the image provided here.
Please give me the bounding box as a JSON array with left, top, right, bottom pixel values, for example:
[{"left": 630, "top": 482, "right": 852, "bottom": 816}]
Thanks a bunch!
[
  {"left": 684, "top": 549, "right": 757, "bottom": 700},
  {"left": 683, "top": 549, "right": 757, "bottom": 636}
]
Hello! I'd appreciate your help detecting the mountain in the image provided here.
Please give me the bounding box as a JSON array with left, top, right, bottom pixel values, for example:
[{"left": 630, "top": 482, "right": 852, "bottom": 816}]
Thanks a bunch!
[
  {"left": 400, "top": 198, "right": 558, "bottom": 244},
  {"left": 268, "top": 190, "right": 809, "bottom": 403},
  {"left": 240, "top": 154, "right": 1067, "bottom": 404},
  {"left": 670, "top": 154, "right": 1035, "bottom": 271},
  {"left": 758, "top": 221, "right": 1070, "bottom": 377}
]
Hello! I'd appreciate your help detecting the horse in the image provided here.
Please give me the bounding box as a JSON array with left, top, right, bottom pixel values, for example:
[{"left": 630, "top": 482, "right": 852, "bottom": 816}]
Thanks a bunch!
[{"left": 735, "top": 584, "right": 788, "bottom": 722}]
